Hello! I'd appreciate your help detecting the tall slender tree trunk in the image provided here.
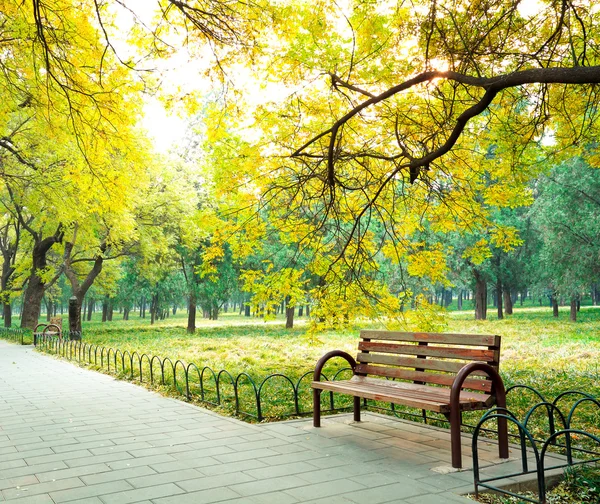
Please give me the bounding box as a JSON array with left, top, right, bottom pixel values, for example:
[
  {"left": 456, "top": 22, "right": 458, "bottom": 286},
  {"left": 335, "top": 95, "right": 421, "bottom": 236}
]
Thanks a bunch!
[
  {"left": 503, "top": 289, "right": 513, "bottom": 315},
  {"left": 187, "top": 293, "right": 196, "bottom": 334},
  {"left": 496, "top": 279, "right": 504, "bottom": 320},
  {"left": 457, "top": 289, "right": 463, "bottom": 310},
  {"left": 570, "top": 298, "right": 577, "bottom": 321},
  {"left": 552, "top": 294, "right": 559, "bottom": 317},
  {"left": 473, "top": 270, "right": 487, "bottom": 320},
  {"left": 150, "top": 294, "right": 158, "bottom": 325},
  {"left": 87, "top": 298, "right": 94, "bottom": 321}
]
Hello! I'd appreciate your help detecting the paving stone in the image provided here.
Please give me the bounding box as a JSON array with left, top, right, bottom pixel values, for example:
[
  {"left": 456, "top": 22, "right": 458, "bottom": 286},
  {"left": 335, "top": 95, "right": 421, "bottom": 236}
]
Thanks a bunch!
[
  {"left": 35, "top": 464, "right": 112, "bottom": 483},
  {"left": 0, "top": 495, "right": 54, "bottom": 504},
  {"left": 50, "top": 480, "right": 134, "bottom": 503},
  {"left": 343, "top": 480, "right": 434, "bottom": 503},
  {"left": 152, "top": 487, "right": 240, "bottom": 504},
  {"left": 125, "top": 468, "right": 202, "bottom": 489},
  {"left": 0, "top": 476, "right": 39, "bottom": 492},
  {"left": 2, "top": 477, "right": 85, "bottom": 501},
  {"left": 199, "top": 459, "right": 269, "bottom": 477},
  {"left": 405, "top": 492, "right": 473, "bottom": 503},
  {"left": 80, "top": 466, "right": 156, "bottom": 486},
  {"left": 105, "top": 455, "right": 175, "bottom": 471},
  {"left": 243, "top": 461, "right": 316, "bottom": 480},
  {"left": 97, "top": 483, "right": 185, "bottom": 504},
  {"left": 66, "top": 453, "right": 133, "bottom": 469},
  {"left": 285, "top": 479, "right": 366, "bottom": 501},
  {"left": 228, "top": 475, "right": 308, "bottom": 496},
  {"left": 221, "top": 491, "right": 300, "bottom": 504},
  {"left": 177, "top": 471, "right": 255, "bottom": 492}
]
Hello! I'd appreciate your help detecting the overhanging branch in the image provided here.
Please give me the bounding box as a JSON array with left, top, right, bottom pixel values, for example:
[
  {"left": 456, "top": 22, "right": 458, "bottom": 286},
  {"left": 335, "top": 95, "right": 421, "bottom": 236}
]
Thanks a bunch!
[{"left": 293, "top": 65, "right": 600, "bottom": 184}]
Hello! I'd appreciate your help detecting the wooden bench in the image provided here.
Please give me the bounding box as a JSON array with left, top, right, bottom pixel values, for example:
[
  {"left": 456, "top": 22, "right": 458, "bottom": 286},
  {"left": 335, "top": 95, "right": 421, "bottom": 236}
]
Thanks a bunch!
[{"left": 312, "top": 331, "right": 509, "bottom": 468}]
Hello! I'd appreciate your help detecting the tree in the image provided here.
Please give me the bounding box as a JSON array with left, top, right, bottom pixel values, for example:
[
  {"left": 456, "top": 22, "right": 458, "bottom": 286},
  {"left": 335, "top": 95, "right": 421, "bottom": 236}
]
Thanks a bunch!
[
  {"left": 198, "top": 0, "right": 600, "bottom": 323},
  {"left": 531, "top": 158, "right": 600, "bottom": 321}
]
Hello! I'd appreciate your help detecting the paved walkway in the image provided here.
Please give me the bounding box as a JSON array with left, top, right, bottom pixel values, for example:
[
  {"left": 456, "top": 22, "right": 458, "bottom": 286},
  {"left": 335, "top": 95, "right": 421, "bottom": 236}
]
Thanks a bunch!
[{"left": 0, "top": 341, "right": 548, "bottom": 504}]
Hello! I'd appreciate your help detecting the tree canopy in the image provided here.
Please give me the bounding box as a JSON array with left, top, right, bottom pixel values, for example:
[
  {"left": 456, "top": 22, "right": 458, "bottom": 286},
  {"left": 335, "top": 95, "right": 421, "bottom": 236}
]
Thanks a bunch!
[{"left": 3, "top": 0, "right": 600, "bottom": 331}]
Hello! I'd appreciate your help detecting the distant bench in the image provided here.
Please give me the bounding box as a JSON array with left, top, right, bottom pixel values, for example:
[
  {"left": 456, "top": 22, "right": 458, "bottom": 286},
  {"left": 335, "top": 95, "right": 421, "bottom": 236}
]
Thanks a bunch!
[{"left": 311, "top": 330, "right": 509, "bottom": 468}]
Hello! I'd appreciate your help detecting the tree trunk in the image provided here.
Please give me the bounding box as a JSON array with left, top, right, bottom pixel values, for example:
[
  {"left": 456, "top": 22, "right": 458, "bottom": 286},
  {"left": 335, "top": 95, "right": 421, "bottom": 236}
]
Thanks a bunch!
[
  {"left": 20, "top": 228, "right": 64, "bottom": 330},
  {"left": 457, "top": 290, "right": 463, "bottom": 310},
  {"left": 570, "top": 298, "right": 577, "bottom": 321},
  {"left": 552, "top": 295, "right": 559, "bottom": 317},
  {"left": 21, "top": 274, "right": 46, "bottom": 330},
  {"left": 3, "top": 302, "right": 11, "bottom": 328},
  {"left": 286, "top": 305, "right": 294, "bottom": 329},
  {"left": 69, "top": 297, "right": 83, "bottom": 333},
  {"left": 503, "top": 289, "right": 513, "bottom": 315},
  {"left": 102, "top": 299, "right": 108, "bottom": 322},
  {"left": 445, "top": 289, "right": 452, "bottom": 307},
  {"left": 244, "top": 304, "right": 250, "bottom": 317},
  {"left": 107, "top": 300, "right": 113, "bottom": 321},
  {"left": 123, "top": 307, "right": 130, "bottom": 320},
  {"left": 150, "top": 294, "right": 158, "bottom": 325},
  {"left": 87, "top": 298, "right": 94, "bottom": 321},
  {"left": 187, "top": 294, "right": 196, "bottom": 333},
  {"left": 298, "top": 306, "right": 304, "bottom": 316},
  {"left": 473, "top": 270, "right": 487, "bottom": 320},
  {"left": 496, "top": 280, "right": 503, "bottom": 320}
]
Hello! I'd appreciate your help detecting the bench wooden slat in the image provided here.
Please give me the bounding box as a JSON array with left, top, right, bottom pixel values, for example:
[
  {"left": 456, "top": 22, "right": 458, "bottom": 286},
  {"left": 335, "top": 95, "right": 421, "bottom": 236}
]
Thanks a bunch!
[
  {"left": 356, "top": 352, "right": 490, "bottom": 376},
  {"left": 312, "top": 377, "right": 493, "bottom": 413},
  {"left": 358, "top": 341, "right": 499, "bottom": 363},
  {"left": 352, "top": 376, "right": 490, "bottom": 402},
  {"left": 355, "top": 364, "right": 493, "bottom": 392},
  {"left": 360, "top": 330, "right": 500, "bottom": 348}
]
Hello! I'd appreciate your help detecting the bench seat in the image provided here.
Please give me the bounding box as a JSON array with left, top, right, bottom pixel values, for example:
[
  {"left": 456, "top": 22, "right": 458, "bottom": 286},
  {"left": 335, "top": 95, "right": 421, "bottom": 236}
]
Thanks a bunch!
[{"left": 312, "top": 375, "right": 494, "bottom": 414}]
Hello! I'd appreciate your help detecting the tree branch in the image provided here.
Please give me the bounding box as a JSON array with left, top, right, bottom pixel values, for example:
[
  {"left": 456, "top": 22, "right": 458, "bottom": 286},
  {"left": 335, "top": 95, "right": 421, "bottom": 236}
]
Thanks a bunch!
[{"left": 293, "top": 65, "right": 600, "bottom": 184}]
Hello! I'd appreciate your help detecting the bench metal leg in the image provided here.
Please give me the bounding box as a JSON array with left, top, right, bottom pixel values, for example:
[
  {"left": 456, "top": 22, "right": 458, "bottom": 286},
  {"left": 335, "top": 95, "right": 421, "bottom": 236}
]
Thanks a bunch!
[
  {"left": 353, "top": 396, "right": 361, "bottom": 422},
  {"left": 313, "top": 389, "right": 321, "bottom": 427},
  {"left": 497, "top": 400, "right": 509, "bottom": 459},
  {"left": 450, "top": 411, "right": 462, "bottom": 469}
]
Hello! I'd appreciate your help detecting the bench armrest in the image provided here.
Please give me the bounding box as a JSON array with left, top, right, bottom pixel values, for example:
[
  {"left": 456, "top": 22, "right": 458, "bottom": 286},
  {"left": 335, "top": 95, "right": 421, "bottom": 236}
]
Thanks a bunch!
[
  {"left": 450, "top": 362, "right": 506, "bottom": 406},
  {"left": 313, "top": 350, "right": 357, "bottom": 382}
]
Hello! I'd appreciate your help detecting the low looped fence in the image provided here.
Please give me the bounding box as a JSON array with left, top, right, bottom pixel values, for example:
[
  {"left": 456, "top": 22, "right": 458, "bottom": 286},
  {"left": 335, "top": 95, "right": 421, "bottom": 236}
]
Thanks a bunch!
[
  {"left": 472, "top": 389, "right": 600, "bottom": 504},
  {"left": 0, "top": 327, "right": 30, "bottom": 345},
  {"left": 33, "top": 333, "right": 356, "bottom": 421}
]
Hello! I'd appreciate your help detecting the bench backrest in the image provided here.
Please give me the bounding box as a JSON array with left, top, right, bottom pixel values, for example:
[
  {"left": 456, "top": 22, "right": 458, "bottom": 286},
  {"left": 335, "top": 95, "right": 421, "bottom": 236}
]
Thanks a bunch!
[{"left": 356, "top": 331, "right": 501, "bottom": 393}]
